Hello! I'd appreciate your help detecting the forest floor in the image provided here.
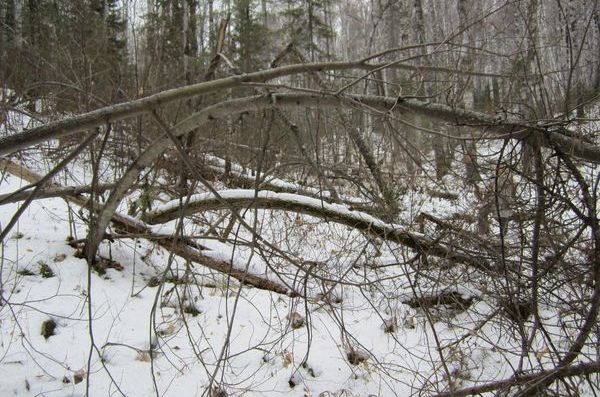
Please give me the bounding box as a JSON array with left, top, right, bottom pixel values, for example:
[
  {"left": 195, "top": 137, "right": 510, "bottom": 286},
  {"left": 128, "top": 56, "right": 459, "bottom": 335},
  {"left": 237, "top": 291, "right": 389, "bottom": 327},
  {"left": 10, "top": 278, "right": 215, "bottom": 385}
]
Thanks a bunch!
[
  {"left": 0, "top": 157, "right": 524, "bottom": 397},
  {"left": 1, "top": 113, "right": 597, "bottom": 397}
]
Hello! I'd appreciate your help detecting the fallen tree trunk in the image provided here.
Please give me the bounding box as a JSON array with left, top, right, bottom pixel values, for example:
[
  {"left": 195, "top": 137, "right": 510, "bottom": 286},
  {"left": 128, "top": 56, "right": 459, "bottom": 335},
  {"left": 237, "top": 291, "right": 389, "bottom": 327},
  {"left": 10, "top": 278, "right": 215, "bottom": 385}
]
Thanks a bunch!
[
  {"left": 159, "top": 153, "right": 383, "bottom": 216},
  {"left": 434, "top": 360, "right": 600, "bottom": 397},
  {"left": 145, "top": 189, "right": 491, "bottom": 270},
  {"left": 0, "top": 159, "right": 298, "bottom": 296},
  {"left": 0, "top": 183, "right": 115, "bottom": 205},
  {"left": 2, "top": 93, "right": 598, "bottom": 163},
  {"left": 0, "top": 60, "right": 509, "bottom": 157}
]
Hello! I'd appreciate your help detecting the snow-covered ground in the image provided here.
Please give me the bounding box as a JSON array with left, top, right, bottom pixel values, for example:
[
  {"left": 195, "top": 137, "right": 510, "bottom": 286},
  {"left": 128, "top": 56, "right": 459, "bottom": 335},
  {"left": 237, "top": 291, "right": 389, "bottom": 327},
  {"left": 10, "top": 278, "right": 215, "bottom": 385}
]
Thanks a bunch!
[
  {"left": 1, "top": 121, "right": 598, "bottom": 396},
  {"left": 0, "top": 164, "right": 496, "bottom": 396}
]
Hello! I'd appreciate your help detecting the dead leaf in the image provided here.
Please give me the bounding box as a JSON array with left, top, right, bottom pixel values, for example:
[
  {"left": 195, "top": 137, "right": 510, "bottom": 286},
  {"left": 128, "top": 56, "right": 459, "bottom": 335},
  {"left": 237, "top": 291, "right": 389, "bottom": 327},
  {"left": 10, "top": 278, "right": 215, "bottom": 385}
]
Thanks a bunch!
[
  {"left": 73, "top": 369, "right": 86, "bottom": 384},
  {"left": 287, "top": 312, "right": 305, "bottom": 329},
  {"left": 536, "top": 347, "right": 550, "bottom": 360},
  {"left": 346, "top": 347, "right": 369, "bottom": 365},
  {"left": 283, "top": 351, "right": 293, "bottom": 368},
  {"left": 403, "top": 313, "right": 415, "bottom": 329},
  {"left": 136, "top": 351, "right": 151, "bottom": 362}
]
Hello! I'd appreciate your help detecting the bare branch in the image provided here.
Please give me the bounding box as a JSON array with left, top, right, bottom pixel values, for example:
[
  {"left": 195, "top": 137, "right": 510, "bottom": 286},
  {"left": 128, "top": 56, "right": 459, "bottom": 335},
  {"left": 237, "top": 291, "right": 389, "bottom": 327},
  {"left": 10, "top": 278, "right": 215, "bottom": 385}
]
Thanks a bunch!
[
  {"left": 1, "top": 159, "right": 297, "bottom": 296},
  {"left": 145, "top": 189, "right": 490, "bottom": 270},
  {"left": 434, "top": 361, "right": 600, "bottom": 397}
]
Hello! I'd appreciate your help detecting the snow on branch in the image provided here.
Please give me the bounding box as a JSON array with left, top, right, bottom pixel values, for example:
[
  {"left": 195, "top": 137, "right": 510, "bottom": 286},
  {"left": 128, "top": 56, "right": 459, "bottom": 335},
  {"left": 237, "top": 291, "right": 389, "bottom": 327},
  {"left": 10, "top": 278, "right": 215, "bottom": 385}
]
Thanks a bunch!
[
  {"left": 1, "top": 159, "right": 297, "bottom": 296},
  {"left": 145, "top": 189, "right": 489, "bottom": 270}
]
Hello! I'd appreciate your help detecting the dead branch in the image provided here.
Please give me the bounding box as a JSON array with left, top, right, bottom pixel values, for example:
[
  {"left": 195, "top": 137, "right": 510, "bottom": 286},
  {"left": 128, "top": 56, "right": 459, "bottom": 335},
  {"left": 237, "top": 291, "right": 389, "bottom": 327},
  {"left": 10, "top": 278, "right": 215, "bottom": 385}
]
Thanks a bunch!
[
  {"left": 145, "top": 190, "right": 491, "bottom": 270},
  {"left": 434, "top": 360, "right": 600, "bottom": 397},
  {"left": 0, "top": 183, "right": 115, "bottom": 205},
  {"left": 1, "top": 159, "right": 298, "bottom": 296},
  {"left": 401, "top": 290, "right": 476, "bottom": 310}
]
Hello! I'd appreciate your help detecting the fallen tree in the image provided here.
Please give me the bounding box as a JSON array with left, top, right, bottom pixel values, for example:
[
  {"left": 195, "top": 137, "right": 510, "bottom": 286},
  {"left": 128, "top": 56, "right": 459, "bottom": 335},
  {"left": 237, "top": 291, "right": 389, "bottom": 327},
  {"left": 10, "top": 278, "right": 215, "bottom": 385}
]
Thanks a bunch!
[
  {"left": 1, "top": 51, "right": 598, "bottom": 397},
  {"left": 3, "top": 91, "right": 598, "bottom": 161},
  {"left": 0, "top": 159, "right": 298, "bottom": 296},
  {"left": 77, "top": 91, "right": 600, "bottom": 272},
  {"left": 145, "top": 189, "right": 490, "bottom": 270},
  {"left": 0, "top": 58, "right": 513, "bottom": 157}
]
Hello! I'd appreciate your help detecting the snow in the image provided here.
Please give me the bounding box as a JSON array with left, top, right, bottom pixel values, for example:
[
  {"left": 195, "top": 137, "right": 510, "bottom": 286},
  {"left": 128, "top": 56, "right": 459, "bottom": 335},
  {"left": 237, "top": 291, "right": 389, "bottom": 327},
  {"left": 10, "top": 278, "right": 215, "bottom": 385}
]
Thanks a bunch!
[
  {"left": 149, "top": 189, "right": 421, "bottom": 237},
  {"left": 203, "top": 154, "right": 331, "bottom": 199},
  {"left": 0, "top": 173, "right": 413, "bottom": 396},
  {"left": 0, "top": 172, "right": 465, "bottom": 396},
  {"left": 0, "top": 151, "right": 598, "bottom": 396}
]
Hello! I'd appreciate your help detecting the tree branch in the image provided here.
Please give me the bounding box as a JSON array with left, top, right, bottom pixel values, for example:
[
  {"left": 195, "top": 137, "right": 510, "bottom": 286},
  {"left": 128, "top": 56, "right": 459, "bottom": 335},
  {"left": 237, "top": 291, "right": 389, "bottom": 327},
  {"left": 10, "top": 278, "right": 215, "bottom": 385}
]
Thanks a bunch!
[
  {"left": 434, "top": 361, "right": 600, "bottom": 397},
  {"left": 1, "top": 159, "right": 297, "bottom": 296},
  {"left": 0, "top": 183, "right": 115, "bottom": 205},
  {"left": 145, "top": 189, "right": 490, "bottom": 270}
]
